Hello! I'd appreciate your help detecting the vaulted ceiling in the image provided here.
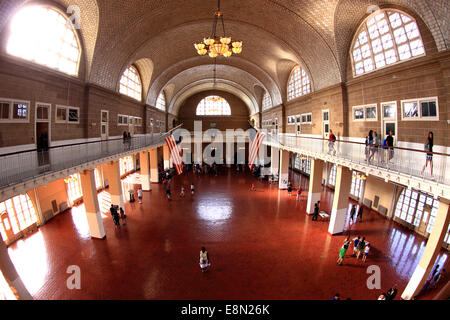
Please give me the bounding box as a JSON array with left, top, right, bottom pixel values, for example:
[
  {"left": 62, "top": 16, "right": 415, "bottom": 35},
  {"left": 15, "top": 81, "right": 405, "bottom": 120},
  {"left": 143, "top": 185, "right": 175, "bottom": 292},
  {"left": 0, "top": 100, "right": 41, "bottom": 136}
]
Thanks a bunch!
[{"left": 0, "top": 0, "right": 448, "bottom": 116}]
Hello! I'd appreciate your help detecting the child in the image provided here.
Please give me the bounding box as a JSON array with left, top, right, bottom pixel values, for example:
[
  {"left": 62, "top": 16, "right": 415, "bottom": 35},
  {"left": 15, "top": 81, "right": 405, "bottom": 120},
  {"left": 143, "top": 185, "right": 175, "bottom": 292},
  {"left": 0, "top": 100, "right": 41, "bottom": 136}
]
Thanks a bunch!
[
  {"left": 137, "top": 188, "right": 143, "bottom": 204},
  {"left": 362, "top": 244, "right": 370, "bottom": 262},
  {"left": 120, "top": 207, "right": 127, "bottom": 225},
  {"left": 356, "top": 237, "right": 366, "bottom": 259},
  {"left": 251, "top": 183, "right": 256, "bottom": 191},
  {"left": 190, "top": 183, "right": 195, "bottom": 195},
  {"left": 296, "top": 187, "right": 302, "bottom": 201},
  {"left": 180, "top": 186, "right": 185, "bottom": 198},
  {"left": 352, "top": 236, "right": 360, "bottom": 257}
]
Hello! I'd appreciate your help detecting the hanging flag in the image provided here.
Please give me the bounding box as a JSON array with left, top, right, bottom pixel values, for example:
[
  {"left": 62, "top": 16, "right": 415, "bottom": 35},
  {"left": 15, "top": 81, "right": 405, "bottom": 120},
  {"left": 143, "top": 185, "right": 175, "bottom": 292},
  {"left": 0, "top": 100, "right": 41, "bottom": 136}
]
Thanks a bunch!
[
  {"left": 248, "top": 127, "right": 265, "bottom": 171},
  {"left": 165, "top": 135, "right": 183, "bottom": 175}
]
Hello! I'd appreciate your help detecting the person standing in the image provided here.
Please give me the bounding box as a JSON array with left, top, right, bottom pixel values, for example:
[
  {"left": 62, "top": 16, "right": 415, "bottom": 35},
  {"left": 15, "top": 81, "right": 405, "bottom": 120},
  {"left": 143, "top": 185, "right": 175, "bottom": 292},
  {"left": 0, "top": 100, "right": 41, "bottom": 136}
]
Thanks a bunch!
[
  {"left": 137, "top": 187, "right": 143, "bottom": 204},
  {"left": 352, "top": 235, "right": 361, "bottom": 257},
  {"left": 190, "top": 183, "right": 195, "bottom": 195},
  {"left": 199, "top": 247, "right": 211, "bottom": 272},
  {"left": 110, "top": 204, "right": 120, "bottom": 227},
  {"left": 296, "top": 186, "right": 302, "bottom": 201},
  {"left": 365, "top": 130, "right": 374, "bottom": 162},
  {"left": 166, "top": 184, "right": 172, "bottom": 200},
  {"left": 180, "top": 186, "right": 185, "bottom": 198},
  {"left": 386, "top": 285, "right": 398, "bottom": 301},
  {"left": 362, "top": 243, "right": 370, "bottom": 262},
  {"left": 386, "top": 130, "right": 394, "bottom": 164},
  {"left": 357, "top": 205, "right": 363, "bottom": 222},
  {"left": 312, "top": 202, "right": 319, "bottom": 221},
  {"left": 369, "top": 132, "right": 380, "bottom": 164},
  {"left": 119, "top": 207, "right": 127, "bottom": 225},
  {"left": 421, "top": 131, "right": 434, "bottom": 177},
  {"left": 378, "top": 293, "right": 387, "bottom": 300},
  {"left": 328, "top": 129, "right": 337, "bottom": 156},
  {"left": 287, "top": 182, "right": 292, "bottom": 196},
  {"left": 350, "top": 204, "right": 356, "bottom": 224}
]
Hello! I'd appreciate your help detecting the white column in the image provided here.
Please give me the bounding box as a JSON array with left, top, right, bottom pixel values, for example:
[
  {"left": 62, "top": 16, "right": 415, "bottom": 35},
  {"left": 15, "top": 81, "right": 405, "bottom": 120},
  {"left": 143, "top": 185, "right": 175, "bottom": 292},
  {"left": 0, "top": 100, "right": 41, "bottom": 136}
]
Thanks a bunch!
[
  {"left": 150, "top": 148, "right": 159, "bottom": 183},
  {"left": 306, "top": 158, "right": 324, "bottom": 214},
  {"left": 163, "top": 145, "right": 170, "bottom": 170},
  {"left": 271, "top": 146, "right": 279, "bottom": 176},
  {"left": 139, "top": 150, "right": 151, "bottom": 191},
  {"left": 278, "top": 149, "right": 289, "bottom": 189},
  {"left": 103, "top": 161, "right": 126, "bottom": 209},
  {"left": 328, "top": 165, "right": 352, "bottom": 235}
]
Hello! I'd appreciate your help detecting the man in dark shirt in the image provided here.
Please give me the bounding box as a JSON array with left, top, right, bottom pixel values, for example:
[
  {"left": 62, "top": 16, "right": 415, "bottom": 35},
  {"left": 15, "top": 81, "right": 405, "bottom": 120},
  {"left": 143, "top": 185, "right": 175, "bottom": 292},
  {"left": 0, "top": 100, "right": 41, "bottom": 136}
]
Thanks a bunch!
[
  {"left": 386, "top": 284, "right": 398, "bottom": 300},
  {"left": 312, "top": 203, "right": 319, "bottom": 221},
  {"left": 386, "top": 130, "right": 394, "bottom": 162}
]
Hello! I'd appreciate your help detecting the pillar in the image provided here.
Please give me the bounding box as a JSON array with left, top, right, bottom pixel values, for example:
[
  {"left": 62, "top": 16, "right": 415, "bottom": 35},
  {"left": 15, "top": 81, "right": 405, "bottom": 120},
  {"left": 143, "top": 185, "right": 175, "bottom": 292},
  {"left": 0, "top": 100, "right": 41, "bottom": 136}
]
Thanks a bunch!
[
  {"left": 0, "top": 233, "right": 33, "bottom": 300},
  {"left": 271, "top": 146, "right": 279, "bottom": 176},
  {"left": 328, "top": 165, "right": 352, "bottom": 235},
  {"left": 139, "top": 151, "right": 151, "bottom": 191},
  {"left": 278, "top": 149, "right": 289, "bottom": 189},
  {"left": 79, "top": 169, "right": 106, "bottom": 239},
  {"left": 163, "top": 145, "right": 170, "bottom": 170},
  {"left": 306, "top": 159, "right": 324, "bottom": 214},
  {"left": 401, "top": 200, "right": 450, "bottom": 300},
  {"left": 150, "top": 148, "right": 159, "bottom": 183},
  {"left": 103, "top": 161, "right": 127, "bottom": 209}
]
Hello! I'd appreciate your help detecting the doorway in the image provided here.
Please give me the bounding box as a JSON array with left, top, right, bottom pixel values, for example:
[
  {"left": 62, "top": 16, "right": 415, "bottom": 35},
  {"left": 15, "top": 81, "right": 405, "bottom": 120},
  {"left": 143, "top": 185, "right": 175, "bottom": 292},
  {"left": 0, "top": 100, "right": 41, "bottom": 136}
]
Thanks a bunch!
[
  {"left": 101, "top": 110, "right": 109, "bottom": 141},
  {"left": 322, "top": 110, "right": 330, "bottom": 139},
  {"left": 417, "top": 207, "right": 431, "bottom": 236}
]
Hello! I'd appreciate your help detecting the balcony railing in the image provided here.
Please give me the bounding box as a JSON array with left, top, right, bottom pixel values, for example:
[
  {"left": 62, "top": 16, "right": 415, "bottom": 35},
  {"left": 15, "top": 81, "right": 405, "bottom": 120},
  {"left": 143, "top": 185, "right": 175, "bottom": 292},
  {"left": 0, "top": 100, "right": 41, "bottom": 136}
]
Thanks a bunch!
[
  {"left": 0, "top": 134, "right": 168, "bottom": 189},
  {"left": 265, "top": 134, "right": 450, "bottom": 186}
]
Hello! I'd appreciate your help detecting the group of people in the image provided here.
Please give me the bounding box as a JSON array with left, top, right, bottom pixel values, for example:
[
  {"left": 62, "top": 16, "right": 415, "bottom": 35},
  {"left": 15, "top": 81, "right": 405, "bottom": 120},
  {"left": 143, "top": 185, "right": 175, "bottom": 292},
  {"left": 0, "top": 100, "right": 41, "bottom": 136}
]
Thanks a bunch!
[
  {"left": 122, "top": 131, "right": 132, "bottom": 149},
  {"left": 364, "top": 130, "right": 395, "bottom": 165},
  {"left": 349, "top": 204, "right": 364, "bottom": 223},
  {"left": 109, "top": 204, "right": 126, "bottom": 227},
  {"left": 336, "top": 235, "right": 370, "bottom": 265}
]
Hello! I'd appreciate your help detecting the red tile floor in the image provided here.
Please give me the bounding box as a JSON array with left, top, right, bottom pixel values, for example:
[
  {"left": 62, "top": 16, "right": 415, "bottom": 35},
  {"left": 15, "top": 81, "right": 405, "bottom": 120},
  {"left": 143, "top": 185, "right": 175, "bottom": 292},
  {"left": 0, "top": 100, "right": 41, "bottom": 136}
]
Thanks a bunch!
[{"left": 6, "top": 167, "right": 449, "bottom": 300}]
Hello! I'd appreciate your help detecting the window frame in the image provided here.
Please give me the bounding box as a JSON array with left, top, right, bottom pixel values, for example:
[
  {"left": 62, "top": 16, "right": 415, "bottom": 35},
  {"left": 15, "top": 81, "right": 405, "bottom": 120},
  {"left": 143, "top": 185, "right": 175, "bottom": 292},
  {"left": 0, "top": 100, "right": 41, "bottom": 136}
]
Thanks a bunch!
[
  {"left": 287, "top": 65, "right": 312, "bottom": 101},
  {"left": 196, "top": 96, "right": 232, "bottom": 116},
  {"left": 262, "top": 91, "right": 272, "bottom": 111},
  {"left": 401, "top": 97, "right": 439, "bottom": 121},
  {"left": 119, "top": 65, "right": 143, "bottom": 102},
  {"left": 352, "top": 104, "right": 378, "bottom": 122},
  {"left": 55, "top": 105, "right": 79, "bottom": 124},
  {"left": 35, "top": 102, "right": 51, "bottom": 122},
  {"left": 301, "top": 113, "right": 312, "bottom": 124},
  {"left": 0, "top": 98, "right": 30, "bottom": 123},
  {"left": 350, "top": 9, "right": 426, "bottom": 78}
]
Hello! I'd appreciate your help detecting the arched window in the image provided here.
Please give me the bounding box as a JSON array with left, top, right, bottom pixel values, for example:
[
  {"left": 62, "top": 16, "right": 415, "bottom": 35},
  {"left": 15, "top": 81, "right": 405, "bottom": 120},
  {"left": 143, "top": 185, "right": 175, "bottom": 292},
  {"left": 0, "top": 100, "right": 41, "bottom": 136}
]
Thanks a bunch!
[
  {"left": 119, "top": 65, "right": 142, "bottom": 101},
  {"left": 287, "top": 66, "right": 311, "bottom": 101},
  {"left": 262, "top": 92, "right": 272, "bottom": 111},
  {"left": 156, "top": 92, "right": 166, "bottom": 111},
  {"left": 196, "top": 96, "right": 231, "bottom": 116},
  {"left": 0, "top": 193, "right": 38, "bottom": 241},
  {"left": 351, "top": 9, "right": 425, "bottom": 76},
  {"left": 6, "top": 5, "right": 81, "bottom": 76}
]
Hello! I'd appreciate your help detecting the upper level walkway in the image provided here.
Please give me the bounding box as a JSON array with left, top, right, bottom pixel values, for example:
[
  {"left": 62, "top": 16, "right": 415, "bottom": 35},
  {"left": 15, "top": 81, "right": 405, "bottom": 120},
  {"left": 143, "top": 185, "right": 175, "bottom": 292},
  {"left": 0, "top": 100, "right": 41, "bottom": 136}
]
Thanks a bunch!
[
  {"left": 264, "top": 134, "right": 450, "bottom": 200},
  {"left": 0, "top": 134, "right": 169, "bottom": 202}
]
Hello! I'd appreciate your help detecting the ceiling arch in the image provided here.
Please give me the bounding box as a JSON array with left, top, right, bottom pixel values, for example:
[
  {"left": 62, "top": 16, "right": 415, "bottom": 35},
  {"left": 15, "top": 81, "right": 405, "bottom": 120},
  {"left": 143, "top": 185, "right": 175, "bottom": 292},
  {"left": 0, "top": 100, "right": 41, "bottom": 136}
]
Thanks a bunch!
[{"left": 170, "top": 79, "right": 259, "bottom": 116}]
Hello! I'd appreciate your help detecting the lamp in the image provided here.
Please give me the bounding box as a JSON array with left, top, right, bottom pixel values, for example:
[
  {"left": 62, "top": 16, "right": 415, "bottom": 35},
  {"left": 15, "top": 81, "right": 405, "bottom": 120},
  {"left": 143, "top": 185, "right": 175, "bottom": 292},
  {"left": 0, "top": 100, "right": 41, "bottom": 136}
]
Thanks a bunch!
[{"left": 194, "top": 0, "right": 243, "bottom": 58}]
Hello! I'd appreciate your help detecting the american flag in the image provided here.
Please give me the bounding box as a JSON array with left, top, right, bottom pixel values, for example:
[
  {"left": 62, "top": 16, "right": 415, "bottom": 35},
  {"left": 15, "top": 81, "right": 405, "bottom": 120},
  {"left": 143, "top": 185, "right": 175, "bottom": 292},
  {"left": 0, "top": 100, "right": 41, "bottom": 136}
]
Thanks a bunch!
[
  {"left": 248, "top": 127, "right": 265, "bottom": 171},
  {"left": 165, "top": 135, "right": 183, "bottom": 175}
]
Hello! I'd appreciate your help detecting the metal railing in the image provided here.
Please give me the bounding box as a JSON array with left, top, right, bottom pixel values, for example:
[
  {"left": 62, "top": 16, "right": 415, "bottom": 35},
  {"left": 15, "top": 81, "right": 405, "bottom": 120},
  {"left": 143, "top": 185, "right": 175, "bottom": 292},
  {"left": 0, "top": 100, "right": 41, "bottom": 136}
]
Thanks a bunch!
[
  {"left": 265, "top": 134, "right": 450, "bottom": 185},
  {"left": 0, "top": 133, "right": 169, "bottom": 189}
]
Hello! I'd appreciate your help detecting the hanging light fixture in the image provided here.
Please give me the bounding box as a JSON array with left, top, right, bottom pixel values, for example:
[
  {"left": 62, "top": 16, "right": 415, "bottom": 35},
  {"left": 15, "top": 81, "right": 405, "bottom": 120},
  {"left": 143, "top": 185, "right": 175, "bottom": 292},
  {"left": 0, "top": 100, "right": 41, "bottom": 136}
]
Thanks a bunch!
[{"left": 194, "top": 0, "right": 243, "bottom": 58}]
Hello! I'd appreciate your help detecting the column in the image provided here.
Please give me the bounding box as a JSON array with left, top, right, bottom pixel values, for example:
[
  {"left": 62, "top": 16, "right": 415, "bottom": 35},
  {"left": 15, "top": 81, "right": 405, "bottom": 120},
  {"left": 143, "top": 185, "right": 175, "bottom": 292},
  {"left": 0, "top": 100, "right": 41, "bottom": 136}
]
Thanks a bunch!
[
  {"left": 278, "top": 149, "right": 289, "bottom": 189},
  {"left": 163, "top": 145, "right": 170, "bottom": 170},
  {"left": 328, "top": 165, "right": 352, "bottom": 235},
  {"left": 103, "top": 161, "right": 127, "bottom": 209},
  {"left": 306, "top": 158, "right": 324, "bottom": 214},
  {"left": 0, "top": 233, "right": 33, "bottom": 300},
  {"left": 401, "top": 200, "right": 450, "bottom": 300},
  {"left": 150, "top": 148, "right": 159, "bottom": 183},
  {"left": 79, "top": 169, "right": 106, "bottom": 239},
  {"left": 139, "top": 150, "right": 151, "bottom": 191},
  {"left": 271, "top": 146, "right": 279, "bottom": 176}
]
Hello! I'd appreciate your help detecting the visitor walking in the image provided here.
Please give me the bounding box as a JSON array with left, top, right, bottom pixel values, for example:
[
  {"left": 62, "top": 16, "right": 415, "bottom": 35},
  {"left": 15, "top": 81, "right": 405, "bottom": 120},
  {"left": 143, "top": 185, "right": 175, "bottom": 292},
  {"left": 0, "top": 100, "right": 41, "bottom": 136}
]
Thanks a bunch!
[
  {"left": 137, "top": 187, "right": 143, "bottom": 204},
  {"left": 296, "top": 186, "right": 302, "bottom": 201},
  {"left": 250, "top": 183, "right": 256, "bottom": 191},
  {"left": 369, "top": 132, "right": 380, "bottom": 164},
  {"left": 166, "top": 184, "right": 172, "bottom": 200},
  {"left": 180, "top": 186, "right": 185, "bottom": 198},
  {"left": 287, "top": 182, "right": 292, "bottom": 196},
  {"left": 120, "top": 207, "right": 127, "bottom": 225},
  {"left": 357, "top": 205, "right": 363, "bottom": 222},
  {"left": 365, "top": 130, "right": 374, "bottom": 162},
  {"left": 362, "top": 243, "right": 370, "bottom": 262},
  {"left": 386, "top": 130, "right": 394, "bottom": 164},
  {"left": 190, "top": 183, "right": 195, "bottom": 195},
  {"left": 421, "top": 131, "right": 434, "bottom": 178},
  {"left": 356, "top": 237, "right": 366, "bottom": 259},
  {"left": 199, "top": 247, "right": 211, "bottom": 272},
  {"left": 352, "top": 235, "right": 361, "bottom": 257},
  {"left": 350, "top": 204, "right": 356, "bottom": 224},
  {"left": 110, "top": 204, "right": 120, "bottom": 227},
  {"left": 328, "top": 129, "right": 337, "bottom": 156},
  {"left": 336, "top": 237, "right": 351, "bottom": 266}
]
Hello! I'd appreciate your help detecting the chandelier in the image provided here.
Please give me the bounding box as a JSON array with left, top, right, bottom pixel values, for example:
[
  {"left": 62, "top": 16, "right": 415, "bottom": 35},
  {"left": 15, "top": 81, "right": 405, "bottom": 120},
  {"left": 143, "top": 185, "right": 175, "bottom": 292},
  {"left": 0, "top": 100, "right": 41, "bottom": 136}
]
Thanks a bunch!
[{"left": 194, "top": 0, "right": 243, "bottom": 58}]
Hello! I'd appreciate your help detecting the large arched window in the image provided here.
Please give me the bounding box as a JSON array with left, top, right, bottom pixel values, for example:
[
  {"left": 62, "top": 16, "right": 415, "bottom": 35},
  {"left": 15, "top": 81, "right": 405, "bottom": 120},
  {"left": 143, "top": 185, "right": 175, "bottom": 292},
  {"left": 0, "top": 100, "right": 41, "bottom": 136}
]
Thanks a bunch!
[
  {"left": 119, "top": 65, "right": 142, "bottom": 101},
  {"left": 262, "top": 91, "right": 272, "bottom": 111},
  {"left": 6, "top": 5, "right": 81, "bottom": 76},
  {"left": 156, "top": 92, "right": 166, "bottom": 111},
  {"left": 351, "top": 9, "right": 425, "bottom": 76},
  {"left": 0, "top": 194, "right": 38, "bottom": 242},
  {"left": 196, "top": 96, "right": 231, "bottom": 116},
  {"left": 287, "top": 66, "right": 311, "bottom": 101}
]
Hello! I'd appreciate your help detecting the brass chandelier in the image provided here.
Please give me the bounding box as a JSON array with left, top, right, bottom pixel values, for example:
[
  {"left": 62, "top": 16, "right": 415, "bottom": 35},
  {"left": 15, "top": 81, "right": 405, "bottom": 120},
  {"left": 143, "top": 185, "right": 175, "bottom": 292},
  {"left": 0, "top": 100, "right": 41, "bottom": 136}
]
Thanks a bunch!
[{"left": 194, "top": 0, "right": 243, "bottom": 58}]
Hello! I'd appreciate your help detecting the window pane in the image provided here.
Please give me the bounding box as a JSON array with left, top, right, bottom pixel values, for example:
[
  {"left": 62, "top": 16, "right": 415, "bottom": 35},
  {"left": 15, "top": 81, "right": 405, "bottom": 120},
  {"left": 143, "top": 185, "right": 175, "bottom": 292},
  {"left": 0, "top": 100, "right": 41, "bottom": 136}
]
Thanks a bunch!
[
  {"left": 119, "top": 65, "right": 142, "bottom": 101},
  {"left": 68, "top": 108, "right": 78, "bottom": 122},
  {"left": 0, "top": 102, "right": 10, "bottom": 119},
  {"left": 57, "top": 108, "right": 66, "bottom": 121},
  {"left": 403, "top": 102, "right": 418, "bottom": 118},
  {"left": 196, "top": 96, "right": 231, "bottom": 116},
  {"left": 13, "top": 103, "right": 28, "bottom": 119},
  {"left": 354, "top": 108, "right": 364, "bottom": 120},
  {"left": 383, "top": 105, "right": 396, "bottom": 118},
  {"left": 366, "top": 106, "right": 377, "bottom": 119}
]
